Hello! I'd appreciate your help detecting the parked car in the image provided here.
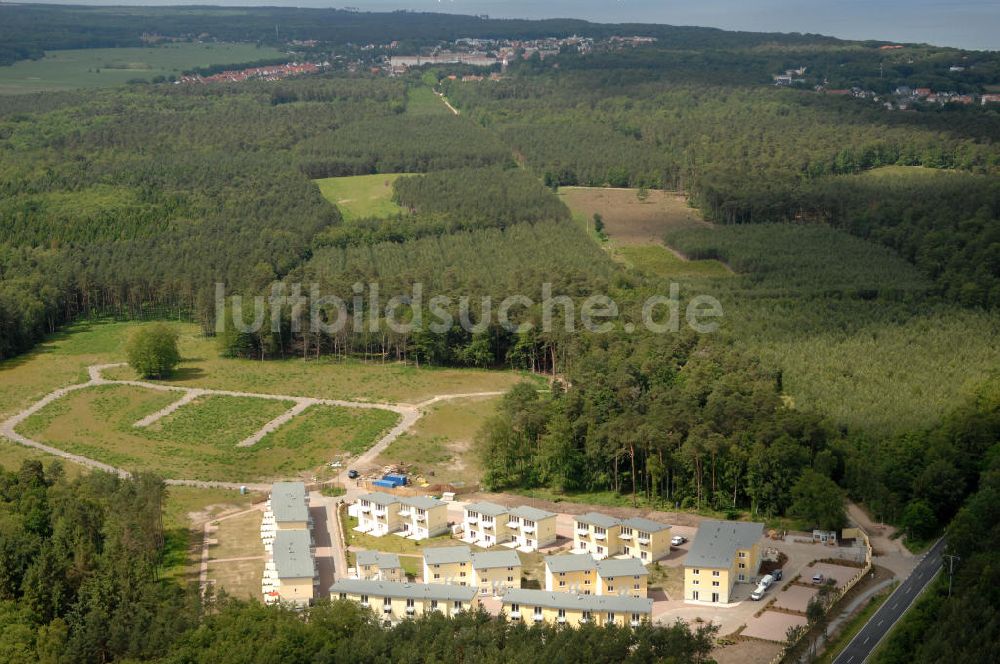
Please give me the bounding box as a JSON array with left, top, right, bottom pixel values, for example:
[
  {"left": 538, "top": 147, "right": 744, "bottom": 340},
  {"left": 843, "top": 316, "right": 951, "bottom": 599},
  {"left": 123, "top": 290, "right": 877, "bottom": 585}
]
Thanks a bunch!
[
  {"left": 347, "top": 469, "right": 359, "bottom": 479},
  {"left": 771, "top": 569, "right": 783, "bottom": 581},
  {"left": 671, "top": 535, "right": 687, "bottom": 546},
  {"left": 759, "top": 574, "right": 775, "bottom": 589},
  {"left": 751, "top": 586, "right": 767, "bottom": 601},
  {"left": 812, "top": 573, "right": 824, "bottom": 584}
]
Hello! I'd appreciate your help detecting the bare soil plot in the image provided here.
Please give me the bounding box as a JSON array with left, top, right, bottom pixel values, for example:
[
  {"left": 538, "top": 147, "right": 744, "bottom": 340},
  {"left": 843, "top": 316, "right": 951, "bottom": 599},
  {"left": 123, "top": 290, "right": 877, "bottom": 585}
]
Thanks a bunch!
[
  {"left": 376, "top": 394, "right": 500, "bottom": 486},
  {"left": 559, "top": 187, "right": 708, "bottom": 245},
  {"left": 743, "top": 610, "right": 808, "bottom": 642},
  {"left": 772, "top": 584, "right": 819, "bottom": 612},
  {"left": 712, "top": 640, "right": 783, "bottom": 664},
  {"left": 809, "top": 562, "right": 860, "bottom": 590}
]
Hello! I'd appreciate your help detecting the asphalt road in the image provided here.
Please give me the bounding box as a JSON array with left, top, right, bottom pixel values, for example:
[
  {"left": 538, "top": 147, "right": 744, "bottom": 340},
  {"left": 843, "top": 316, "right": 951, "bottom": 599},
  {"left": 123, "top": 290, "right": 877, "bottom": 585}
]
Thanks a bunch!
[{"left": 833, "top": 537, "right": 946, "bottom": 664}]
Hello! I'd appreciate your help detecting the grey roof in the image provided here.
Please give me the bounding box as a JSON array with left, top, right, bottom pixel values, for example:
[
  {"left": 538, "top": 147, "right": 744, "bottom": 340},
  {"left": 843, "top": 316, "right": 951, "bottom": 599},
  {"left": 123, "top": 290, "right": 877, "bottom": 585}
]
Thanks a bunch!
[
  {"left": 596, "top": 558, "right": 648, "bottom": 578},
  {"left": 271, "top": 482, "right": 309, "bottom": 523},
  {"left": 422, "top": 545, "right": 472, "bottom": 566},
  {"left": 403, "top": 496, "right": 446, "bottom": 511},
  {"left": 356, "top": 551, "right": 401, "bottom": 569},
  {"left": 685, "top": 520, "right": 765, "bottom": 569},
  {"left": 502, "top": 588, "right": 653, "bottom": 615},
  {"left": 359, "top": 491, "right": 401, "bottom": 507},
  {"left": 330, "top": 579, "right": 477, "bottom": 602},
  {"left": 471, "top": 550, "right": 521, "bottom": 570},
  {"left": 574, "top": 512, "right": 621, "bottom": 529},
  {"left": 273, "top": 530, "right": 314, "bottom": 579},
  {"left": 508, "top": 506, "right": 556, "bottom": 522},
  {"left": 622, "top": 517, "right": 671, "bottom": 533},
  {"left": 544, "top": 553, "right": 596, "bottom": 574},
  {"left": 464, "top": 501, "right": 509, "bottom": 517}
]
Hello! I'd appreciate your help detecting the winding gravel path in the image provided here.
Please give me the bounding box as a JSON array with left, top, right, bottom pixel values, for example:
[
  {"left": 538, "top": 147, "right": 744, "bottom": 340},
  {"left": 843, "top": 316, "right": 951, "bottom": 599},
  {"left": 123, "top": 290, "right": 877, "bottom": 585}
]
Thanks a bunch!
[{"left": 0, "top": 363, "right": 502, "bottom": 491}]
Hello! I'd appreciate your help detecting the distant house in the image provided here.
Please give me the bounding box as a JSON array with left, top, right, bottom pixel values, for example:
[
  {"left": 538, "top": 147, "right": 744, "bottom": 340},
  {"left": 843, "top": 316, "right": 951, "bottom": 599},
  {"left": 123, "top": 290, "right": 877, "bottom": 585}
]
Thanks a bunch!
[
  {"left": 982, "top": 94, "right": 1000, "bottom": 105},
  {"left": 620, "top": 517, "right": 671, "bottom": 562},
  {"left": 502, "top": 588, "right": 652, "bottom": 628},
  {"left": 507, "top": 506, "right": 557, "bottom": 551},
  {"left": 330, "top": 579, "right": 477, "bottom": 622},
  {"left": 683, "top": 520, "right": 764, "bottom": 604},
  {"left": 423, "top": 545, "right": 473, "bottom": 585},
  {"left": 354, "top": 551, "right": 404, "bottom": 582},
  {"left": 572, "top": 512, "right": 623, "bottom": 559},
  {"left": 471, "top": 549, "right": 522, "bottom": 595},
  {"left": 463, "top": 502, "right": 513, "bottom": 547},
  {"left": 915, "top": 88, "right": 932, "bottom": 97}
]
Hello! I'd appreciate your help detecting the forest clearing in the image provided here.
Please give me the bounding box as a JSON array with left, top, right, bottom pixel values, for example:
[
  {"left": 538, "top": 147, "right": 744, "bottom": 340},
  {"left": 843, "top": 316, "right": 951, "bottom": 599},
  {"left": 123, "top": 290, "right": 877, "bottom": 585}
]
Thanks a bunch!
[{"left": 314, "top": 173, "right": 412, "bottom": 221}]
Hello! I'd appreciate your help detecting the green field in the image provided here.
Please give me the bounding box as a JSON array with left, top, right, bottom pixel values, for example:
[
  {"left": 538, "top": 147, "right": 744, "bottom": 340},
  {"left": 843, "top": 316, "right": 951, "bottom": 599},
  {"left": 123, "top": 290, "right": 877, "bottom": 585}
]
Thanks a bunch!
[
  {"left": 17, "top": 383, "right": 398, "bottom": 482},
  {"left": 314, "top": 174, "right": 413, "bottom": 221},
  {"left": 0, "top": 43, "right": 285, "bottom": 94},
  {"left": 618, "top": 245, "right": 733, "bottom": 279}
]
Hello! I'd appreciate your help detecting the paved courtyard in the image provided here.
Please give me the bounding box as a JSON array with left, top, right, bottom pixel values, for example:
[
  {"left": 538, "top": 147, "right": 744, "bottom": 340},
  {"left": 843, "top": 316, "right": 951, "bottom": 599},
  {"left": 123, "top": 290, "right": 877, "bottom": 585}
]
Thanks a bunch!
[{"left": 742, "top": 610, "right": 808, "bottom": 642}]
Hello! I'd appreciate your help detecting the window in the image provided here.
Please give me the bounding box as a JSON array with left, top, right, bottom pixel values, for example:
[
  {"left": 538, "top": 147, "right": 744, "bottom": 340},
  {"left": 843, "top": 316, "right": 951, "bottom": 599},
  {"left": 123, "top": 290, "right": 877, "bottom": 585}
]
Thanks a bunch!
[
  {"left": 693, "top": 569, "right": 700, "bottom": 575},
  {"left": 712, "top": 570, "right": 720, "bottom": 577},
  {"left": 434, "top": 573, "right": 441, "bottom": 579},
  {"left": 582, "top": 611, "right": 592, "bottom": 621},
  {"left": 459, "top": 571, "right": 467, "bottom": 578},
  {"left": 507, "top": 576, "right": 514, "bottom": 582},
  {"left": 559, "top": 580, "right": 566, "bottom": 587},
  {"left": 633, "top": 584, "right": 640, "bottom": 590},
  {"left": 383, "top": 597, "right": 391, "bottom": 606},
  {"left": 507, "top": 567, "right": 514, "bottom": 571},
  {"left": 738, "top": 551, "right": 747, "bottom": 558},
  {"left": 739, "top": 562, "right": 746, "bottom": 569},
  {"left": 607, "top": 612, "right": 615, "bottom": 623},
  {"left": 406, "top": 598, "right": 414, "bottom": 608},
  {"left": 631, "top": 613, "right": 641, "bottom": 623},
  {"left": 361, "top": 595, "right": 369, "bottom": 604},
  {"left": 597, "top": 546, "right": 604, "bottom": 554},
  {"left": 558, "top": 608, "right": 566, "bottom": 619},
  {"left": 534, "top": 606, "right": 542, "bottom": 616},
  {"left": 511, "top": 603, "right": 519, "bottom": 612},
  {"left": 608, "top": 585, "right": 614, "bottom": 592},
  {"left": 431, "top": 600, "right": 438, "bottom": 610},
  {"left": 692, "top": 591, "right": 699, "bottom": 600},
  {"left": 641, "top": 552, "right": 648, "bottom": 560},
  {"left": 454, "top": 601, "right": 462, "bottom": 610},
  {"left": 339, "top": 593, "right": 347, "bottom": 600},
  {"left": 712, "top": 581, "right": 720, "bottom": 587},
  {"left": 692, "top": 579, "right": 699, "bottom": 585}
]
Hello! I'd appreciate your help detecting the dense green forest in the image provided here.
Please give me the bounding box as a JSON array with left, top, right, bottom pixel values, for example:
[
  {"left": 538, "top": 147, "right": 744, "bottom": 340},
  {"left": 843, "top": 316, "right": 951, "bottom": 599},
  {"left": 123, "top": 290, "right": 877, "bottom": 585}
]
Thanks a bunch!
[{"left": 0, "top": 463, "right": 718, "bottom": 662}]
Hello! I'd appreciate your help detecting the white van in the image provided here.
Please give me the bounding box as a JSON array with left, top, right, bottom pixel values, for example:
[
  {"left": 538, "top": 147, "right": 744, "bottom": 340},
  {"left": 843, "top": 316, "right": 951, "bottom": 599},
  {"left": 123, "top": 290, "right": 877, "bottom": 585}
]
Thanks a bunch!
[{"left": 750, "top": 574, "right": 775, "bottom": 601}]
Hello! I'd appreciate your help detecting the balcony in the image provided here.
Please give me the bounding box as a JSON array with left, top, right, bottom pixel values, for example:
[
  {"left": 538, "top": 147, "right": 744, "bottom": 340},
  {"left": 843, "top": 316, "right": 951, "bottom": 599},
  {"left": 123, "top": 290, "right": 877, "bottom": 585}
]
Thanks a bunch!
[
  {"left": 637, "top": 537, "right": 650, "bottom": 545},
  {"left": 593, "top": 532, "right": 607, "bottom": 541},
  {"left": 510, "top": 611, "right": 521, "bottom": 620},
  {"left": 466, "top": 516, "right": 478, "bottom": 524},
  {"left": 576, "top": 528, "right": 590, "bottom": 536},
  {"left": 521, "top": 524, "right": 536, "bottom": 533},
  {"left": 398, "top": 509, "right": 411, "bottom": 517},
  {"left": 557, "top": 616, "right": 566, "bottom": 624},
  {"left": 630, "top": 620, "right": 641, "bottom": 628},
  {"left": 619, "top": 532, "right": 632, "bottom": 540},
  {"left": 383, "top": 606, "right": 392, "bottom": 614},
  {"left": 533, "top": 614, "right": 544, "bottom": 622},
  {"left": 359, "top": 505, "right": 371, "bottom": 513},
  {"left": 406, "top": 606, "right": 416, "bottom": 615},
  {"left": 373, "top": 508, "right": 387, "bottom": 516},
  {"left": 415, "top": 514, "right": 426, "bottom": 522}
]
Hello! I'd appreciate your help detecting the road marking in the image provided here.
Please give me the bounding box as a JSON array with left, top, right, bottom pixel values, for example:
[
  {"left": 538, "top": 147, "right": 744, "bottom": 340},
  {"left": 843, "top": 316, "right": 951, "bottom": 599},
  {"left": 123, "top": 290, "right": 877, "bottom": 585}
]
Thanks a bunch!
[
  {"left": 863, "top": 636, "right": 870, "bottom": 644},
  {"left": 877, "top": 619, "right": 883, "bottom": 626}
]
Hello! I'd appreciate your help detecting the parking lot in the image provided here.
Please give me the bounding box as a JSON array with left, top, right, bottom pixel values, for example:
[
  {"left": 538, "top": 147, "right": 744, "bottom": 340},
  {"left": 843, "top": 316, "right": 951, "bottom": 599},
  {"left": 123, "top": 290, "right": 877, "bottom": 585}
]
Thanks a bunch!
[{"left": 742, "top": 610, "right": 808, "bottom": 642}]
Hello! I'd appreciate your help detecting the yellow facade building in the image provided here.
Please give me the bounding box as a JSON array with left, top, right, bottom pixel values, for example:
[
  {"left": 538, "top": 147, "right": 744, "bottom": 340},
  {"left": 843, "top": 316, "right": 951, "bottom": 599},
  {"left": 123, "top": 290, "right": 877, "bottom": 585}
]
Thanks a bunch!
[
  {"left": 595, "top": 557, "right": 649, "bottom": 598},
  {"left": 471, "top": 549, "right": 522, "bottom": 596},
  {"left": 572, "top": 512, "right": 623, "bottom": 559},
  {"left": 463, "top": 502, "right": 513, "bottom": 547},
  {"left": 506, "top": 505, "right": 558, "bottom": 551},
  {"left": 422, "top": 545, "right": 473, "bottom": 585},
  {"left": 620, "top": 517, "right": 672, "bottom": 562},
  {"left": 354, "top": 551, "right": 405, "bottom": 582},
  {"left": 544, "top": 554, "right": 597, "bottom": 594},
  {"left": 398, "top": 496, "right": 450, "bottom": 540},
  {"left": 330, "top": 579, "right": 478, "bottom": 623},
  {"left": 683, "top": 519, "right": 764, "bottom": 604},
  {"left": 356, "top": 492, "right": 404, "bottom": 537},
  {"left": 502, "top": 589, "right": 652, "bottom": 628},
  {"left": 271, "top": 529, "right": 316, "bottom": 607}
]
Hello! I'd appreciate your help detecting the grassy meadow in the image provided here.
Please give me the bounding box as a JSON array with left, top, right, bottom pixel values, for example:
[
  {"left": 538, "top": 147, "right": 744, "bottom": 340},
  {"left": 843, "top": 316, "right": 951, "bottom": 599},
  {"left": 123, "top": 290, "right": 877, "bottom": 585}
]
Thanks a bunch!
[
  {"left": 0, "top": 320, "right": 532, "bottom": 483},
  {"left": 314, "top": 173, "right": 412, "bottom": 221},
  {"left": 0, "top": 43, "right": 285, "bottom": 94}
]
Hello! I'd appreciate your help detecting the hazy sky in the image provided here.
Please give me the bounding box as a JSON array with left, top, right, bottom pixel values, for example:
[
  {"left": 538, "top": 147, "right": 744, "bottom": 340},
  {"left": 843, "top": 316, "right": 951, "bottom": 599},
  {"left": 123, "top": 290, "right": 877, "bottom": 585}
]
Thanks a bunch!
[{"left": 21, "top": 1, "right": 1000, "bottom": 51}]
